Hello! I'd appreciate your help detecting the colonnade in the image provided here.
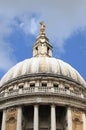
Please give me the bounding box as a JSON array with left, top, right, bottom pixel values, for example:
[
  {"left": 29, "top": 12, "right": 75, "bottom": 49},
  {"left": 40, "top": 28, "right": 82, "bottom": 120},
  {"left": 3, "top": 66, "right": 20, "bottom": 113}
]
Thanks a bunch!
[
  {"left": 34, "top": 104, "right": 57, "bottom": 130},
  {"left": 1, "top": 105, "right": 86, "bottom": 130}
]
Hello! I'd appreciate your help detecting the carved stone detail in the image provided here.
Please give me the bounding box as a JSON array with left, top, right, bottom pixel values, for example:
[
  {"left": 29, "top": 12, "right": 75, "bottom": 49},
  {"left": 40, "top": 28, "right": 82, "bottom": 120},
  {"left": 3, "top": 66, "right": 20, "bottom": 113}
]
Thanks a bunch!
[
  {"left": 72, "top": 110, "right": 83, "bottom": 130},
  {"left": 6, "top": 108, "right": 17, "bottom": 130}
]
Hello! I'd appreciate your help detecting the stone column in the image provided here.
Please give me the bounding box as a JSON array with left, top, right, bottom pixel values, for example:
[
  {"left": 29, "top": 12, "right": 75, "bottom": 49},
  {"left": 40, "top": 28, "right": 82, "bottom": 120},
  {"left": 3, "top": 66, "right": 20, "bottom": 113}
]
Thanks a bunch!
[
  {"left": 4, "top": 89, "right": 8, "bottom": 97},
  {"left": 34, "top": 105, "right": 39, "bottom": 130},
  {"left": 51, "top": 104, "right": 56, "bottom": 130},
  {"left": 17, "top": 107, "right": 22, "bottom": 130},
  {"left": 67, "top": 107, "right": 72, "bottom": 130},
  {"left": 1, "top": 110, "right": 6, "bottom": 130},
  {"left": 83, "top": 112, "right": 86, "bottom": 130}
]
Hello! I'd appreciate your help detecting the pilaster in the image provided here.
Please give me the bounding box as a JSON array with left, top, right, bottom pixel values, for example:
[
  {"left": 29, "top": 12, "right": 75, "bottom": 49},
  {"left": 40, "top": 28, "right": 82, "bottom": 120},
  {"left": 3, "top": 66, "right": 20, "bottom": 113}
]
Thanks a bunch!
[
  {"left": 51, "top": 104, "right": 56, "bottom": 130},
  {"left": 17, "top": 107, "right": 22, "bottom": 130},
  {"left": 83, "top": 112, "right": 86, "bottom": 130},
  {"left": 34, "top": 105, "right": 39, "bottom": 130},
  {"left": 67, "top": 107, "right": 72, "bottom": 130}
]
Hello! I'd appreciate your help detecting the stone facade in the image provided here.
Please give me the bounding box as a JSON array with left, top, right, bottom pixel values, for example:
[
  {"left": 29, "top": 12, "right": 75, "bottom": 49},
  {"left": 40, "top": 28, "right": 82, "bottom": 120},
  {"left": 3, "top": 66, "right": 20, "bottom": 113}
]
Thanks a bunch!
[{"left": 6, "top": 108, "right": 17, "bottom": 130}]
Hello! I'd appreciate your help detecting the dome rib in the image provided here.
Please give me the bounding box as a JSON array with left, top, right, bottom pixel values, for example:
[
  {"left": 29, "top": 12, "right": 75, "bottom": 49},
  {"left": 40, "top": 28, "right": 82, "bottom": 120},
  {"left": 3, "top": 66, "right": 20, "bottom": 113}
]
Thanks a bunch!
[{"left": 0, "top": 57, "right": 86, "bottom": 87}]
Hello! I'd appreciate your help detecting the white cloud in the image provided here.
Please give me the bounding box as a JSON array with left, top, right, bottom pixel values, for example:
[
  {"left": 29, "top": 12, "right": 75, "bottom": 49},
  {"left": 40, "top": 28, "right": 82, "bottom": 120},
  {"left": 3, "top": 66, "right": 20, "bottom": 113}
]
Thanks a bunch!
[
  {"left": 18, "top": 15, "right": 39, "bottom": 35},
  {"left": 0, "top": 0, "right": 86, "bottom": 71},
  {"left": 30, "top": 18, "right": 38, "bottom": 35}
]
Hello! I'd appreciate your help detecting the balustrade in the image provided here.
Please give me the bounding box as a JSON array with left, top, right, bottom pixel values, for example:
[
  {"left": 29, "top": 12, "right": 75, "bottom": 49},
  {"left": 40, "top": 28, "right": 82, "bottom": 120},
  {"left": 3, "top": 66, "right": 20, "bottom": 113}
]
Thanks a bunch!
[{"left": 0, "top": 86, "right": 85, "bottom": 100}]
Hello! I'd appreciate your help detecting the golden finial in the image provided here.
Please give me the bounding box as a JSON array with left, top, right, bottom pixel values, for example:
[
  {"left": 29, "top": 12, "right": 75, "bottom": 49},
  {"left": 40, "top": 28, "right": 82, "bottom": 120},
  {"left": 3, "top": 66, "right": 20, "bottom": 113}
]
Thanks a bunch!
[{"left": 40, "top": 21, "right": 46, "bottom": 35}]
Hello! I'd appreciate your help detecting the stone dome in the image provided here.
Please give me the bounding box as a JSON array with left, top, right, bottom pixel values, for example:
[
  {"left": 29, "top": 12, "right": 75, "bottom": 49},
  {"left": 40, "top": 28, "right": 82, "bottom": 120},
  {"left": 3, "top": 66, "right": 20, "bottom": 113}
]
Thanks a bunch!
[
  {"left": 0, "top": 22, "right": 86, "bottom": 88},
  {"left": 0, "top": 57, "right": 86, "bottom": 87},
  {"left": 0, "top": 22, "right": 86, "bottom": 130}
]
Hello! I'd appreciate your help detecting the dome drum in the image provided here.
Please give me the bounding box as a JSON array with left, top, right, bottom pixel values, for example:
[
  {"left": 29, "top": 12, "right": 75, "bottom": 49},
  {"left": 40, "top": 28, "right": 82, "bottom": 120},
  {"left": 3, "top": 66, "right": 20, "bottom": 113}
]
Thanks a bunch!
[{"left": 0, "top": 74, "right": 86, "bottom": 110}]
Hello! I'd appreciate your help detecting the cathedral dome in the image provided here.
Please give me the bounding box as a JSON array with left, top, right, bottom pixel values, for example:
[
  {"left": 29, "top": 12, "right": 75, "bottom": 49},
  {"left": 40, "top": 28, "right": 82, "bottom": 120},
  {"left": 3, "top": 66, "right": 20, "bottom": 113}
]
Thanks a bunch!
[
  {"left": 0, "top": 56, "right": 85, "bottom": 87},
  {"left": 0, "top": 22, "right": 86, "bottom": 130},
  {"left": 0, "top": 22, "right": 86, "bottom": 88}
]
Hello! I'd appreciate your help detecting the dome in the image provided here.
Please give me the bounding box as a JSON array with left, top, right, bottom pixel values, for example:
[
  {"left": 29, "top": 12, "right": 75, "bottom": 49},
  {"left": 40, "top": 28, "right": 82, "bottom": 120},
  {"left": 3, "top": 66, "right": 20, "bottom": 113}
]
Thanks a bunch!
[
  {"left": 0, "top": 22, "right": 86, "bottom": 88},
  {"left": 0, "top": 22, "right": 86, "bottom": 130},
  {"left": 0, "top": 57, "right": 85, "bottom": 87}
]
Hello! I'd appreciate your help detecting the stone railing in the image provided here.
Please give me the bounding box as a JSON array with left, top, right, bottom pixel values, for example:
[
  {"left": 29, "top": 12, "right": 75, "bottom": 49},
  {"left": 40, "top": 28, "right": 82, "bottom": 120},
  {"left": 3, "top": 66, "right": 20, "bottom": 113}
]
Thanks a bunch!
[{"left": 0, "top": 87, "right": 85, "bottom": 100}]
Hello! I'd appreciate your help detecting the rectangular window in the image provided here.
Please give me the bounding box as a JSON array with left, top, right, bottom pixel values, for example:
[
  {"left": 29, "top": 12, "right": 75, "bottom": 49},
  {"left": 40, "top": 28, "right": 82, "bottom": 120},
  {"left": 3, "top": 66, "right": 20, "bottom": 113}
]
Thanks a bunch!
[
  {"left": 53, "top": 83, "right": 58, "bottom": 88},
  {"left": 19, "top": 85, "right": 23, "bottom": 89},
  {"left": 30, "top": 83, "right": 35, "bottom": 87},
  {"left": 65, "top": 86, "right": 69, "bottom": 90},
  {"left": 47, "top": 47, "right": 49, "bottom": 54},
  {"left": 42, "top": 83, "right": 47, "bottom": 87},
  {"left": 9, "top": 88, "right": 13, "bottom": 91}
]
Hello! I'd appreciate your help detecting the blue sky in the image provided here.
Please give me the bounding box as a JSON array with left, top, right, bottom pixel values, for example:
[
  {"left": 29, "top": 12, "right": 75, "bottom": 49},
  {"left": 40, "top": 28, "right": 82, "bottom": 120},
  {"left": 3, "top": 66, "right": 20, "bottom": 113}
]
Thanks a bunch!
[{"left": 0, "top": 0, "right": 86, "bottom": 81}]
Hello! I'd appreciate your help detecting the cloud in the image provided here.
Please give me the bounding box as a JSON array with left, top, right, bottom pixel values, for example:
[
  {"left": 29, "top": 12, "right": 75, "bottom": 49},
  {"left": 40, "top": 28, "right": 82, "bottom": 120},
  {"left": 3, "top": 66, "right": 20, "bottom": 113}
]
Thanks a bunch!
[
  {"left": 0, "top": 19, "right": 16, "bottom": 71},
  {"left": 0, "top": 0, "right": 86, "bottom": 41},
  {"left": 19, "top": 15, "right": 39, "bottom": 35},
  {"left": 0, "top": 41, "right": 16, "bottom": 71},
  {"left": 0, "top": 0, "right": 86, "bottom": 71},
  {"left": 30, "top": 18, "right": 39, "bottom": 35}
]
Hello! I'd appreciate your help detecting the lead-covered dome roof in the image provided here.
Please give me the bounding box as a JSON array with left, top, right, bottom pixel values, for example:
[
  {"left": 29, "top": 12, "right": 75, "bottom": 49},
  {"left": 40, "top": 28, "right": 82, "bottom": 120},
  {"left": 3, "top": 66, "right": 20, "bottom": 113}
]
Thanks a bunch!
[
  {"left": 0, "top": 57, "right": 86, "bottom": 87},
  {"left": 0, "top": 22, "right": 86, "bottom": 87}
]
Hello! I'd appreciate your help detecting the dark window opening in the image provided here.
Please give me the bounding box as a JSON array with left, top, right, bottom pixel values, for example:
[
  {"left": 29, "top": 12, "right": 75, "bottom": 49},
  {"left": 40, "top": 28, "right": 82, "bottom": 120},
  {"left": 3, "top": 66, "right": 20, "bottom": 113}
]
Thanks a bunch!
[
  {"left": 23, "top": 106, "right": 34, "bottom": 130},
  {"left": 47, "top": 47, "right": 49, "bottom": 54},
  {"left": 36, "top": 47, "right": 38, "bottom": 51},
  {"left": 35, "top": 47, "right": 38, "bottom": 55},
  {"left": 65, "top": 86, "right": 69, "bottom": 90},
  {"left": 9, "top": 88, "right": 13, "bottom": 91},
  {"left": 19, "top": 85, "right": 23, "bottom": 89},
  {"left": 53, "top": 84, "right": 58, "bottom": 88},
  {"left": 30, "top": 83, "right": 35, "bottom": 87},
  {"left": 42, "top": 83, "right": 47, "bottom": 87}
]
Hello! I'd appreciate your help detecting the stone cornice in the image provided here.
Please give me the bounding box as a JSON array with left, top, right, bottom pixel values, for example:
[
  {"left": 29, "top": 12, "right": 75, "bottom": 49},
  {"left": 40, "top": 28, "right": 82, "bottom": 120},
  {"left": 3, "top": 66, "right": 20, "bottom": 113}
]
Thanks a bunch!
[
  {"left": 0, "top": 88, "right": 86, "bottom": 110},
  {"left": 0, "top": 73, "right": 85, "bottom": 90}
]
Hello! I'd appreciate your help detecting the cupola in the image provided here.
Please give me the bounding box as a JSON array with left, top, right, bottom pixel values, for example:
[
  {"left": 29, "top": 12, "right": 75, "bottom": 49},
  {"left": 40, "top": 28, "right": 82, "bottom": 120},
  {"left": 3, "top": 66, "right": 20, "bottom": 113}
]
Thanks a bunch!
[{"left": 33, "top": 22, "right": 53, "bottom": 57}]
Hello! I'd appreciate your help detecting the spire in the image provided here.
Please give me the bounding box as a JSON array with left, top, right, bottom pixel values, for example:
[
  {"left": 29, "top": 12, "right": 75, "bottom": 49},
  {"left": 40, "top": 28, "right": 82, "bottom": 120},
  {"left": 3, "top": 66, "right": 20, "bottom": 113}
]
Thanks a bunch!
[{"left": 33, "top": 22, "right": 53, "bottom": 57}]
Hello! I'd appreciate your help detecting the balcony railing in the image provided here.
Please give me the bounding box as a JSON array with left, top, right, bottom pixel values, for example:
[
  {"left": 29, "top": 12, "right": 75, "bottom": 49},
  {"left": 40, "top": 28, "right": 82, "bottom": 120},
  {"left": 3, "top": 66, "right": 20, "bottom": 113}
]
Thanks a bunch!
[{"left": 0, "top": 87, "right": 85, "bottom": 100}]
